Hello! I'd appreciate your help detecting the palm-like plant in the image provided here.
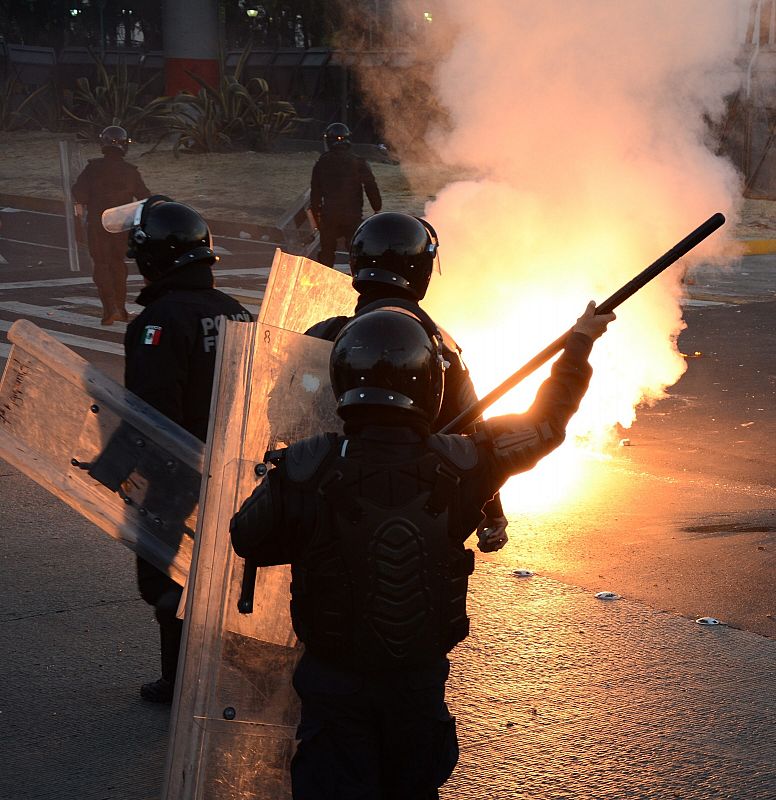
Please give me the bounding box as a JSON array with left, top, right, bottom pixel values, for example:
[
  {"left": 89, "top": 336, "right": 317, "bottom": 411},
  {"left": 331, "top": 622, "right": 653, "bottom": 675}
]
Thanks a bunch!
[
  {"left": 163, "top": 46, "right": 305, "bottom": 153},
  {"left": 0, "top": 78, "right": 59, "bottom": 131},
  {"left": 62, "top": 57, "right": 165, "bottom": 139}
]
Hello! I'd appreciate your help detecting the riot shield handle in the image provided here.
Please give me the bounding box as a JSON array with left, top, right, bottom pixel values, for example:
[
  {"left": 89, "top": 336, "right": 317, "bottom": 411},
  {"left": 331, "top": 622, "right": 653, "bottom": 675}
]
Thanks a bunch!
[{"left": 237, "top": 559, "right": 258, "bottom": 614}]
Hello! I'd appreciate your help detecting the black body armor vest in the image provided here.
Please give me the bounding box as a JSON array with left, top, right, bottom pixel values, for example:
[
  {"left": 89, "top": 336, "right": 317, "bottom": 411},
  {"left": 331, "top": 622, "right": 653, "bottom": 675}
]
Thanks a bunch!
[{"left": 287, "top": 437, "right": 475, "bottom": 671}]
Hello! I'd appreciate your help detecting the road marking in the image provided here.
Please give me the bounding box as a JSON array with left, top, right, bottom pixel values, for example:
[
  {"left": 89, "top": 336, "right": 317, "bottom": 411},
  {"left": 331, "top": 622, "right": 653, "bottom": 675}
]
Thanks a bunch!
[
  {"left": 0, "top": 237, "right": 68, "bottom": 251},
  {"left": 0, "top": 319, "right": 123, "bottom": 355},
  {"left": 217, "top": 286, "right": 265, "bottom": 299},
  {"left": 0, "top": 276, "right": 103, "bottom": 290},
  {"left": 0, "top": 207, "right": 59, "bottom": 216},
  {"left": 0, "top": 301, "right": 130, "bottom": 332},
  {"left": 0, "top": 267, "right": 270, "bottom": 291},
  {"left": 65, "top": 294, "right": 259, "bottom": 315},
  {"left": 0, "top": 253, "right": 7, "bottom": 264},
  {"left": 61, "top": 296, "right": 142, "bottom": 313}
]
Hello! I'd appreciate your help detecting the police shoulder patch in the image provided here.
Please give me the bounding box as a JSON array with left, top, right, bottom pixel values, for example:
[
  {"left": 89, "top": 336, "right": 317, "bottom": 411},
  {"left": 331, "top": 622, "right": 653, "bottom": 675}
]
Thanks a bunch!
[{"left": 142, "top": 325, "right": 163, "bottom": 345}]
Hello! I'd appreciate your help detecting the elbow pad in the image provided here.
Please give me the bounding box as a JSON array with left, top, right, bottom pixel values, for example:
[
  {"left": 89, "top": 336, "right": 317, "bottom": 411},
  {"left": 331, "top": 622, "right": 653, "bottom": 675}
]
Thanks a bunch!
[
  {"left": 481, "top": 418, "right": 564, "bottom": 476},
  {"left": 230, "top": 483, "right": 274, "bottom": 560}
]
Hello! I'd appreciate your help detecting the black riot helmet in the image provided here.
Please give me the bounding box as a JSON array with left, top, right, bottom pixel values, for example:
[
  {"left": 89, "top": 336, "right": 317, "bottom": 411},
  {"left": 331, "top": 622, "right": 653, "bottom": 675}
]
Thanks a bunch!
[
  {"left": 349, "top": 212, "right": 439, "bottom": 300},
  {"left": 126, "top": 197, "right": 216, "bottom": 281},
  {"left": 323, "top": 122, "right": 351, "bottom": 151},
  {"left": 330, "top": 308, "right": 445, "bottom": 425},
  {"left": 100, "top": 125, "right": 130, "bottom": 155}
]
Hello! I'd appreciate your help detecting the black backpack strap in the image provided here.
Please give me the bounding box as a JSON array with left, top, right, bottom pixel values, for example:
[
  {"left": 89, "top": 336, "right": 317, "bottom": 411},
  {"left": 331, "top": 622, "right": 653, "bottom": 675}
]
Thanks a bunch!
[{"left": 424, "top": 456, "right": 461, "bottom": 517}]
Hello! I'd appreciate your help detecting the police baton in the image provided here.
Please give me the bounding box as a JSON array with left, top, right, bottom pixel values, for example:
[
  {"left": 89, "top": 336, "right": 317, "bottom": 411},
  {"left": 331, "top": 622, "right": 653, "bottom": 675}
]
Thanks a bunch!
[{"left": 440, "top": 212, "right": 726, "bottom": 434}]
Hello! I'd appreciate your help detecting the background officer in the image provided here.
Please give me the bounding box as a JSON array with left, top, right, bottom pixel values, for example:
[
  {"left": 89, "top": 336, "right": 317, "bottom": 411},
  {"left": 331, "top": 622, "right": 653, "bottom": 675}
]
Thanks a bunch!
[
  {"left": 231, "top": 303, "right": 614, "bottom": 798},
  {"left": 310, "top": 122, "right": 382, "bottom": 268},
  {"left": 306, "top": 211, "right": 509, "bottom": 552},
  {"left": 72, "top": 126, "right": 150, "bottom": 325},
  {"left": 117, "top": 197, "right": 252, "bottom": 702}
]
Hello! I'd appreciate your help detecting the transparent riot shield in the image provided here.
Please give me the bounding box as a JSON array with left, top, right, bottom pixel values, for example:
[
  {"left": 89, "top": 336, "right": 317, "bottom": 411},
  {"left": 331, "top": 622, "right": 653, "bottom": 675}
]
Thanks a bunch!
[
  {"left": 0, "top": 319, "right": 203, "bottom": 585},
  {"left": 164, "top": 320, "right": 340, "bottom": 800},
  {"left": 259, "top": 248, "right": 356, "bottom": 332},
  {"left": 58, "top": 140, "right": 87, "bottom": 273},
  {"left": 276, "top": 189, "right": 319, "bottom": 258}
]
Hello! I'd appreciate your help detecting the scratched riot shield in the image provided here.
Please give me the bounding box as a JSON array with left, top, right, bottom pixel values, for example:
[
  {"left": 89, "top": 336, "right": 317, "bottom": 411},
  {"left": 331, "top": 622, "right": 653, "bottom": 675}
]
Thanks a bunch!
[
  {"left": 0, "top": 319, "right": 203, "bottom": 585},
  {"left": 164, "top": 320, "right": 340, "bottom": 800},
  {"left": 259, "top": 248, "right": 356, "bottom": 332}
]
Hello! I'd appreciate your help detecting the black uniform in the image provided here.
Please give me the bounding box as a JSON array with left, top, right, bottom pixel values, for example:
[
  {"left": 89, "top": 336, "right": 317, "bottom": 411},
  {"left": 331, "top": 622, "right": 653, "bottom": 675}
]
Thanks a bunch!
[
  {"left": 310, "top": 149, "right": 382, "bottom": 268},
  {"left": 126, "top": 261, "right": 251, "bottom": 687},
  {"left": 305, "top": 293, "right": 503, "bottom": 521},
  {"left": 72, "top": 150, "right": 150, "bottom": 320},
  {"left": 231, "top": 331, "right": 595, "bottom": 799}
]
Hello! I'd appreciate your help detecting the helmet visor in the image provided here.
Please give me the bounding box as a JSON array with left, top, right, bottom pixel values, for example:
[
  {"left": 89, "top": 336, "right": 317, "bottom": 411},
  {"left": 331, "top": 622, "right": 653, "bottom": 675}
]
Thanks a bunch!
[
  {"left": 101, "top": 200, "right": 146, "bottom": 233},
  {"left": 418, "top": 217, "right": 442, "bottom": 275}
]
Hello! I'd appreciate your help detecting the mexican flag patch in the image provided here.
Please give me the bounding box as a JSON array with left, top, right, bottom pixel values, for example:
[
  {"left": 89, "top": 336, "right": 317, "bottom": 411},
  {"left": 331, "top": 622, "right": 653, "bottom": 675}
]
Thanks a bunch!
[{"left": 143, "top": 325, "right": 163, "bottom": 345}]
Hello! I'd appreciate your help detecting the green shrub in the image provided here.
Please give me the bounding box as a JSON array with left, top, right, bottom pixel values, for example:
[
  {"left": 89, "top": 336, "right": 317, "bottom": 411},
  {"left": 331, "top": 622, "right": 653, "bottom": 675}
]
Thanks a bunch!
[
  {"left": 160, "top": 47, "right": 306, "bottom": 154},
  {"left": 0, "top": 79, "right": 59, "bottom": 132},
  {"left": 62, "top": 56, "right": 166, "bottom": 140}
]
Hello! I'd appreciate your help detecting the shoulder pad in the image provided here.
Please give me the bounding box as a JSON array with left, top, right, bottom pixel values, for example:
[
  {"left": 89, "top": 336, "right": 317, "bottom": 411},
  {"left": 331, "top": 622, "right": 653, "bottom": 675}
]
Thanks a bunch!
[
  {"left": 436, "top": 324, "right": 461, "bottom": 354},
  {"left": 285, "top": 432, "right": 338, "bottom": 482},
  {"left": 428, "top": 433, "right": 478, "bottom": 470}
]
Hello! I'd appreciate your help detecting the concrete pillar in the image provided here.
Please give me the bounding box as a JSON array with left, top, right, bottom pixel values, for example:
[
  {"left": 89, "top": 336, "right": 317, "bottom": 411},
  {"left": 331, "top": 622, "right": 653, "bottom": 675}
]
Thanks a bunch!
[{"left": 163, "top": 0, "right": 220, "bottom": 95}]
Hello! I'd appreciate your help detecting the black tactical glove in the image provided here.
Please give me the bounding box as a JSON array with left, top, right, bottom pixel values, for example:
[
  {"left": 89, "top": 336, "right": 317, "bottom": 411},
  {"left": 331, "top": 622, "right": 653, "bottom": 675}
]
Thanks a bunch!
[{"left": 476, "top": 514, "right": 509, "bottom": 552}]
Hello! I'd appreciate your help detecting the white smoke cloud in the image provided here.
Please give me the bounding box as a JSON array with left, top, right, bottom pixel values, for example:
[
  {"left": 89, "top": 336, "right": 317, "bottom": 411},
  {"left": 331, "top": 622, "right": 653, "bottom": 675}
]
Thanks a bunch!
[{"left": 374, "top": 1, "right": 747, "bottom": 437}]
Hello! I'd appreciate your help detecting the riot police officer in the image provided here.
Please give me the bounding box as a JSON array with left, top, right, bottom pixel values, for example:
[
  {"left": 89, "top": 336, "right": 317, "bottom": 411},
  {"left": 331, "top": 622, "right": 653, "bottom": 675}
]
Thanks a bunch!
[
  {"left": 109, "top": 197, "right": 252, "bottom": 702},
  {"left": 72, "top": 126, "right": 150, "bottom": 325},
  {"left": 231, "top": 302, "right": 614, "bottom": 798},
  {"left": 307, "top": 211, "right": 509, "bottom": 552},
  {"left": 310, "top": 122, "right": 382, "bottom": 268}
]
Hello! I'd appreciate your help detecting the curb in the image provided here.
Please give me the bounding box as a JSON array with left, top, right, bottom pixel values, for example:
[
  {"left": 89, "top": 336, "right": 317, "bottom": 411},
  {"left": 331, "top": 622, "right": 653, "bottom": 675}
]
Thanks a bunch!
[{"left": 741, "top": 239, "right": 776, "bottom": 255}]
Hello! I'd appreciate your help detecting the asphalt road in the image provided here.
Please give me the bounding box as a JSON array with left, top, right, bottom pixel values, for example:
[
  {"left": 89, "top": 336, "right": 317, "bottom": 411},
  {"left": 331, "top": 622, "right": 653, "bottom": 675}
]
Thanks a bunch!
[
  {"left": 1, "top": 207, "right": 775, "bottom": 641},
  {"left": 1, "top": 207, "right": 775, "bottom": 800}
]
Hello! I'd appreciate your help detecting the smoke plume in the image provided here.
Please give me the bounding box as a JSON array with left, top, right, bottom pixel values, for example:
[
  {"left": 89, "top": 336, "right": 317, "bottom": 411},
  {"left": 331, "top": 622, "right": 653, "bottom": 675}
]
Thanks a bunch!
[{"left": 352, "top": 1, "right": 745, "bottom": 445}]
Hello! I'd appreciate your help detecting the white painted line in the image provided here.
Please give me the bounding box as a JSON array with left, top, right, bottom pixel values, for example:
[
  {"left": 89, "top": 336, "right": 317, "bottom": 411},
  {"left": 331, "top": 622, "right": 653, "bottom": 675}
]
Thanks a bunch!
[
  {"left": 0, "top": 207, "right": 58, "bottom": 216},
  {"left": 217, "top": 286, "right": 265, "bottom": 299},
  {"left": 213, "top": 245, "right": 233, "bottom": 256},
  {"left": 0, "top": 236, "right": 68, "bottom": 251},
  {"left": 0, "top": 267, "right": 269, "bottom": 291},
  {"left": 63, "top": 296, "right": 143, "bottom": 313},
  {"left": 0, "top": 301, "right": 129, "bottom": 332},
  {"left": 0, "top": 276, "right": 98, "bottom": 290},
  {"left": 0, "top": 319, "right": 123, "bottom": 355},
  {"left": 0, "top": 253, "right": 7, "bottom": 264}
]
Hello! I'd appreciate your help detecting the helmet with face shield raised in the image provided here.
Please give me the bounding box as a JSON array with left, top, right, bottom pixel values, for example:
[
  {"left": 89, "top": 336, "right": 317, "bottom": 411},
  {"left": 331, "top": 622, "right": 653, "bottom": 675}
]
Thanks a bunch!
[{"left": 102, "top": 195, "right": 216, "bottom": 281}]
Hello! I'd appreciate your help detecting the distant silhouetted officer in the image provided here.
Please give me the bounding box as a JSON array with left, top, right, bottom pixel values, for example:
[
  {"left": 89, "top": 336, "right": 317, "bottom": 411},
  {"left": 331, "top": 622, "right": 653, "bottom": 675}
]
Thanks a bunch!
[
  {"left": 310, "top": 123, "right": 382, "bottom": 268},
  {"left": 72, "top": 126, "right": 150, "bottom": 325}
]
